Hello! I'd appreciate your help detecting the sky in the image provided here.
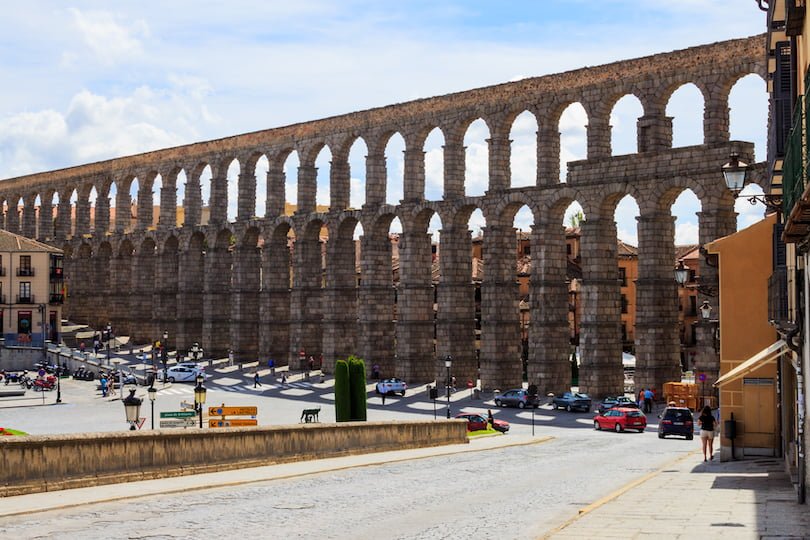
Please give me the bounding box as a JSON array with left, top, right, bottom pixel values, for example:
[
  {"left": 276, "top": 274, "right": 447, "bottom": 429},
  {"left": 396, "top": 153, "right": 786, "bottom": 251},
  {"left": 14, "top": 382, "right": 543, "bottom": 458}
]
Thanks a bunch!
[{"left": 0, "top": 1, "right": 771, "bottom": 246}]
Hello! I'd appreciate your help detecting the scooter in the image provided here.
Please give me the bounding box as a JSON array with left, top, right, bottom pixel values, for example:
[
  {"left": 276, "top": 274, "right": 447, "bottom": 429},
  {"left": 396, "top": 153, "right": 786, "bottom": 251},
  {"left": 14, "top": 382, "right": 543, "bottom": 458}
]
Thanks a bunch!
[{"left": 32, "top": 377, "right": 56, "bottom": 391}]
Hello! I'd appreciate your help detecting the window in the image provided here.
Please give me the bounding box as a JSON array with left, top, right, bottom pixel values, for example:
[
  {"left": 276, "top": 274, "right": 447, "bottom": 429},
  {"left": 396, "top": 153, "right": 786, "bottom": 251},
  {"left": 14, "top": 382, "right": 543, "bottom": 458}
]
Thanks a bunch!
[
  {"left": 19, "top": 282, "right": 31, "bottom": 303},
  {"left": 523, "top": 245, "right": 530, "bottom": 256},
  {"left": 18, "top": 255, "right": 32, "bottom": 277},
  {"left": 50, "top": 254, "right": 64, "bottom": 279},
  {"left": 621, "top": 295, "right": 628, "bottom": 314},
  {"left": 619, "top": 267, "right": 627, "bottom": 287}
]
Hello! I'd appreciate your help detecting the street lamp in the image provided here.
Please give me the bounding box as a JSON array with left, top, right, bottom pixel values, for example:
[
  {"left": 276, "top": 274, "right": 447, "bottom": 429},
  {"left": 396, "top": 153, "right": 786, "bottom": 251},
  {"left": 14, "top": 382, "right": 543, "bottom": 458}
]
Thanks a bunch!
[
  {"left": 147, "top": 384, "right": 157, "bottom": 430},
  {"left": 122, "top": 388, "right": 142, "bottom": 431},
  {"left": 445, "top": 355, "right": 452, "bottom": 419},
  {"left": 674, "top": 261, "right": 689, "bottom": 287},
  {"left": 194, "top": 373, "right": 206, "bottom": 429},
  {"left": 699, "top": 300, "right": 713, "bottom": 321},
  {"left": 106, "top": 322, "right": 112, "bottom": 367},
  {"left": 721, "top": 152, "right": 783, "bottom": 213},
  {"left": 162, "top": 330, "right": 169, "bottom": 382}
]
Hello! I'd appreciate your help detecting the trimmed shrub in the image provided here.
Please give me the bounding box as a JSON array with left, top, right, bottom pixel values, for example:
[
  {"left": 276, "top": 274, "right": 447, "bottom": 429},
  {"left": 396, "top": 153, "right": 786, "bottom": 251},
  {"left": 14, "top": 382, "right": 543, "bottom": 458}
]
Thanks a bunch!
[
  {"left": 334, "top": 359, "right": 351, "bottom": 422},
  {"left": 348, "top": 355, "right": 367, "bottom": 421}
]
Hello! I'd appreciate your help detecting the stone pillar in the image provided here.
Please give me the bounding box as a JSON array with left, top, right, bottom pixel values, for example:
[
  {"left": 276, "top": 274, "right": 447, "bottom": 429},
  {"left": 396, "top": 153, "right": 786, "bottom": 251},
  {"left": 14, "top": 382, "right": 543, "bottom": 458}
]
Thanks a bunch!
[
  {"left": 443, "top": 137, "right": 466, "bottom": 199},
  {"left": 436, "top": 226, "right": 477, "bottom": 386},
  {"left": 479, "top": 225, "right": 522, "bottom": 390},
  {"left": 330, "top": 156, "right": 350, "bottom": 210},
  {"left": 108, "top": 249, "right": 134, "bottom": 337},
  {"left": 159, "top": 174, "right": 177, "bottom": 230},
  {"left": 365, "top": 152, "right": 387, "bottom": 206},
  {"left": 260, "top": 231, "right": 291, "bottom": 366},
  {"left": 74, "top": 194, "right": 91, "bottom": 236},
  {"left": 208, "top": 174, "right": 228, "bottom": 225},
  {"left": 536, "top": 124, "right": 560, "bottom": 185},
  {"left": 230, "top": 244, "right": 261, "bottom": 361},
  {"left": 704, "top": 92, "right": 731, "bottom": 145},
  {"left": 131, "top": 243, "right": 157, "bottom": 343},
  {"left": 69, "top": 249, "right": 90, "bottom": 325},
  {"left": 634, "top": 212, "right": 681, "bottom": 396},
  {"left": 202, "top": 242, "right": 232, "bottom": 356},
  {"left": 395, "top": 229, "right": 435, "bottom": 382},
  {"left": 402, "top": 149, "right": 425, "bottom": 202},
  {"left": 176, "top": 243, "right": 205, "bottom": 352},
  {"left": 528, "top": 222, "right": 570, "bottom": 396},
  {"left": 578, "top": 218, "right": 624, "bottom": 398},
  {"left": 321, "top": 228, "right": 358, "bottom": 374},
  {"left": 265, "top": 165, "right": 286, "bottom": 218},
  {"left": 237, "top": 169, "right": 256, "bottom": 221},
  {"left": 183, "top": 176, "right": 202, "bottom": 227},
  {"left": 358, "top": 232, "right": 396, "bottom": 377},
  {"left": 7, "top": 200, "right": 21, "bottom": 235},
  {"left": 93, "top": 248, "right": 112, "bottom": 328},
  {"left": 38, "top": 196, "right": 53, "bottom": 240},
  {"left": 695, "top": 206, "right": 737, "bottom": 388},
  {"left": 53, "top": 194, "right": 71, "bottom": 241},
  {"left": 137, "top": 183, "right": 154, "bottom": 230},
  {"left": 288, "top": 231, "right": 323, "bottom": 369},
  {"left": 586, "top": 113, "right": 611, "bottom": 160},
  {"left": 296, "top": 165, "right": 317, "bottom": 214},
  {"left": 114, "top": 188, "right": 130, "bottom": 232},
  {"left": 94, "top": 195, "right": 110, "bottom": 235},
  {"left": 21, "top": 197, "right": 36, "bottom": 238},
  {"left": 153, "top": 244, "right": 179, "bottom": 350},
  {"left": 487, "top": 135, "right": 511, "bottom": 192},
  {"left": 637, "top": 114, "right": 673, "bottom": 153}
]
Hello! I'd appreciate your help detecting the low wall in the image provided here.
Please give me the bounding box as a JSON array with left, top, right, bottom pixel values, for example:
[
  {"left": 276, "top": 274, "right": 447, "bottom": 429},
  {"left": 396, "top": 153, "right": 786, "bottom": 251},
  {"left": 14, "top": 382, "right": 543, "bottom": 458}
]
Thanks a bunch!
[{"left": 0, "top": 420, "right": 468, "bottom": 496}]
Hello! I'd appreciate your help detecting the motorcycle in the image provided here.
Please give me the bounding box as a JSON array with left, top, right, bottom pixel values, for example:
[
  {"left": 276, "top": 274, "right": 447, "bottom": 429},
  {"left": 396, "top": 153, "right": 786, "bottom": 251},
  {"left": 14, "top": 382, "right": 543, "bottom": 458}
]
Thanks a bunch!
[{"left": 32, "top": 376, "right": 56, "bottom": 391}]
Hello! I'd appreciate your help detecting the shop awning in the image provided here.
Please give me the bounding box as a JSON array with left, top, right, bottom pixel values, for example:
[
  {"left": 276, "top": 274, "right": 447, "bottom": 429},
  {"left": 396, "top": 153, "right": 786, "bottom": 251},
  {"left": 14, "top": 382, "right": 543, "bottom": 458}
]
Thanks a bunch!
[{"left": 714, "top": 340, "right": 788, "bottom": 387}]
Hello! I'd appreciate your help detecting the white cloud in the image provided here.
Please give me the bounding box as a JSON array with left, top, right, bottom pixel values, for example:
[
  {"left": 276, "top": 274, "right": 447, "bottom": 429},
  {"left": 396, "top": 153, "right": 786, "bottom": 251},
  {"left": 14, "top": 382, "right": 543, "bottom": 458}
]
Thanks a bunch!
[
  {"left": 68, "top": 8, "right": 149, "bottom": 66},
  {"left": 675, "top": 222, "right": 699, "bottom": 245}
]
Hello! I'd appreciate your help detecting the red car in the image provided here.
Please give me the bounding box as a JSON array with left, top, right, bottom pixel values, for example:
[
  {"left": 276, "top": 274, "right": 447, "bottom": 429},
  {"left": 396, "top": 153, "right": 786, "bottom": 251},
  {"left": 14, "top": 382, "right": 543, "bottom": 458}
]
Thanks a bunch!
[
  {"left": 593, "top": 407, "right": 647, "bottom": 433},
  {"left": 455, "top": 413, "right": 510, "bottom": 433}
]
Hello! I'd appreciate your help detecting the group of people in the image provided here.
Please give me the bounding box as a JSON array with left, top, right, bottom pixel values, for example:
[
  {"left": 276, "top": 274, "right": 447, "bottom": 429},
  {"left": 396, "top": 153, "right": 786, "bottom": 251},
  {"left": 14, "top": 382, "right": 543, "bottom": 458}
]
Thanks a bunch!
[
  {"left": 98, "top": 372, "right": 116, "bottom": 398},
  {"left": 637, "top": 388, "right": 655, "bottom": 413}
]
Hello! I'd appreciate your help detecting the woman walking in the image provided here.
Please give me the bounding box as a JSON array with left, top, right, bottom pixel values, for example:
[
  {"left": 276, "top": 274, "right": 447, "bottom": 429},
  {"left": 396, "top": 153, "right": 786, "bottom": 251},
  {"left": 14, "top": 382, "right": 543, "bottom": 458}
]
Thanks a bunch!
[{"left": 698, "top": 405, "right": 716, "bottom": 461}]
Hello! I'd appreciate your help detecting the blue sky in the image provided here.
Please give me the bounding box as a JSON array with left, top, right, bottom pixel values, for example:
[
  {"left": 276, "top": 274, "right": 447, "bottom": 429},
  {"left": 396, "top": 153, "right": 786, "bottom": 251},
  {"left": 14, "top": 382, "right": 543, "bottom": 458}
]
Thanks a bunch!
[{"left": 0, "top": 1, "right": 770, "bottom": 245}]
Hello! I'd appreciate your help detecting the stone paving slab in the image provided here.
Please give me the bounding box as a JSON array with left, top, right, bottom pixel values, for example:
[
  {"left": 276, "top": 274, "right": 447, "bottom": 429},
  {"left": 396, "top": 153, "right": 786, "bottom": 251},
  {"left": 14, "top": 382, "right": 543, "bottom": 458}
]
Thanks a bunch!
[{"left": 544, "top": 452, "right": 810, "bottom": 539}]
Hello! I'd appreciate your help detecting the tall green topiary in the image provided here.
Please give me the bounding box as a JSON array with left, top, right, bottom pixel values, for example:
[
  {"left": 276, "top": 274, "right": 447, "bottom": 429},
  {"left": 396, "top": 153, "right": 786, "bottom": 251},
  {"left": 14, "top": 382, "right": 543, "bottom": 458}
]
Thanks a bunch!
[
  {"left": 348, "top": 355, "right": 367, "bottom": 421},
  {"left": 334, "top": 359, "right": 351, "bottom": 422}
]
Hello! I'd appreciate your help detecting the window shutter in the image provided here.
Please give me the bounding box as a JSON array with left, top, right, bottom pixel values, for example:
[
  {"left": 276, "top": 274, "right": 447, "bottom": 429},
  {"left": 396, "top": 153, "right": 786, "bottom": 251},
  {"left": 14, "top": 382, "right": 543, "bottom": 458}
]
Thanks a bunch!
[{"left": 774, "top": 41, "right": 794, "bottom": 157}]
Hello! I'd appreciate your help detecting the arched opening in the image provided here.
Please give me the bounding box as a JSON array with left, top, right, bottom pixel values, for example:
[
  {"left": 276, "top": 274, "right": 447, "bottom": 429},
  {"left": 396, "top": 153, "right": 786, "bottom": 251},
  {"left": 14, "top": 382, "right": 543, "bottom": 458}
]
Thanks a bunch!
[
  {"left": 385, "top": 133, "right": 405, "bottom": 206},
  {"left": 128, "top": 177, "right": 139, "bottom": 232},
  {"left": 88, "top": 186, "right": 98, "bottom": 232},
  {"left": 67, "top": 190, "right": 77, "bottom": 236},
  {"left": 175, "top": 170, "right": 187, "bottom": 227},
  {"left": 671, "top": 188, "right": 702, "bottom": 373},
  {"left": 729, "top": 73, "right": 768, "bottom": 162},
  {"left": 464, "top": 119, "right": 489, "bottom": 197},
  {"left": 199, "top": 164, "right": 212, "bottom": 224},
  {"left": 614, "top": 195, "right": 639, "bottom": 355},
  {"left": 315, "top": 145, "right": 332, "bottom": 210},
  {"left": 559, "top": 102, "right": 588, "bottom": 182},
  {"left": 512, "top": 205, "right": 535, "bottom": 374},
  {"left": 226, "top": 158, "right": 240, "bottom": 222},
  {"left": 424, "top": 127, "right": 445, "bottom": 201},
  {"left": 33, "top": 194, "right": 42, "bottom": 238},
  {"left": 510, "top": 111, "right": 538, "bottom": 188},
  {"left": 255, "top": 155, "right": 269, "bottom": 217},
  {"left": 667, "top": 83, "right": 705, "bottom": 148},
  {"left": 284, "top": 151, "right": 300, "bottom": 212},
  {"left": 736, "top": 183, "right": 767, "bottom": 231},
  {"left": 348, "top": 138, "right": 367, "bottom": 209},
  {"left": 610, "top": 94, "right": 644, "bottom": 156}
]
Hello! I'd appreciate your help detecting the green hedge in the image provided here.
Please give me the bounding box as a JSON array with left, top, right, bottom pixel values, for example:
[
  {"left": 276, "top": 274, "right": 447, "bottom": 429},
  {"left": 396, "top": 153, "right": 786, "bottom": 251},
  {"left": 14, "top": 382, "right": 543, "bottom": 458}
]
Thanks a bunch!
[
  {"left": 348, "top": 355, "right": 367, "bottom": 421},
  {"left": 334, "top": 359, "right": 351, "bottom": 422}
]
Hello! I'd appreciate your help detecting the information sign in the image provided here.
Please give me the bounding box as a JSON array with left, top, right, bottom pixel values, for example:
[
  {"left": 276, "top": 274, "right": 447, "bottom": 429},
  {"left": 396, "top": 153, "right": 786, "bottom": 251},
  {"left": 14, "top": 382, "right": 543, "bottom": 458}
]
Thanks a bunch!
[
  {"left": 209, "top": 419, "right": 258, "bottom": 428},
  {"left": 159, "top": 418, "right": 195, "bottom": 428},
  {"left": 160, "top": 411, "right": 196, "bottom": 419},
  {"left": 208, "top": 406, "right": 258, "bottom": 417}
]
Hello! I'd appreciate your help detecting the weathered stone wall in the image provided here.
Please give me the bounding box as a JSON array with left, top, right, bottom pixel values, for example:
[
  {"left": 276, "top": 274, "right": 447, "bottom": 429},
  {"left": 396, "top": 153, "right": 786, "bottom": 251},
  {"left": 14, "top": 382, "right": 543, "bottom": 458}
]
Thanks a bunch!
[
  {"left": 0, "top": 35, "right": 767, "bottom": 398},
  {"left": 0, "top": 420, "right": 468, "bottom": 497}
]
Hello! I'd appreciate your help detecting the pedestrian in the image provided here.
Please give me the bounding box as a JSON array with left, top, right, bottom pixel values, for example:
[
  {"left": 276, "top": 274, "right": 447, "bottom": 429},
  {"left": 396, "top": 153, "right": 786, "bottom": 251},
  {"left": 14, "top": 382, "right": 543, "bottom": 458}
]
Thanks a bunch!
[
  {"left": 281, "top": 372, "right": 287, "bottom": 385},
  {"left": 79, "top": 341, "right": 85, "bottom": 354},
  {"left": 268, "top": 358, "right": 275, "bottom": 376},
  {"left": 253, "top": 371, "right": 261, "bottom": 388},
  {"left": 100, "top": 374, "right": 108, "bottom": 398},
  {"left": 381, "top": 391, "right": 386, "bottom": 405},
  {"left": 487, "top": 409, "right": 495, "bottom": 430},
  {"left": 698, "top": 405, "right": 716, "bottom": 461},
  {"left": 638, "top": 388, "right": 645, "bottom": 408},
  {"left": 371, "top": 364, "right": 380, "bottom": 379},
  {"left": 643, "top": 388, "right": 653, "bottom": 413}
]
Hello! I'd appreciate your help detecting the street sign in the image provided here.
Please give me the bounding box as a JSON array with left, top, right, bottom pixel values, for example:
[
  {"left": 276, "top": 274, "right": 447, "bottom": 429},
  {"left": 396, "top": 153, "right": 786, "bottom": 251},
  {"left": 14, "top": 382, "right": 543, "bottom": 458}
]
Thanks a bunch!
[
  {"left": 159, "top": 418, "right": 195, "bottom": 428},
  {"left": 209, "top": 418, "right": 258, "bottom": 428},
  {"left": 698, "top": 373, "right": 707, "bottom": 382},
  {"left": 180, "top": 401, "right": 195, "bottom": 409},
  {"left": 160, "top": 411, "right": 196, "bottom": 419},
  {"left": 208, "top": 406, "right": 258, "bottom": 417}
]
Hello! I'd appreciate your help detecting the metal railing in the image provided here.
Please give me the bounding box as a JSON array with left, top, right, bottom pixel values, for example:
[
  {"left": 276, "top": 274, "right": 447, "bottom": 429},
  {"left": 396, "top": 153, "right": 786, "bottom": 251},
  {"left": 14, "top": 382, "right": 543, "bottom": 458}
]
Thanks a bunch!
[
  {"left": 783, "top": 96, "right": 805, "bottom": 218},
  {"left": 16, "top": 267, "right": 35, "bottom": 277},
  {"left": 768, "top": 266, "right": 790, "bottom": 324},
  {"left": 15, "top": 294, "right": 35, "bottom": 304}
]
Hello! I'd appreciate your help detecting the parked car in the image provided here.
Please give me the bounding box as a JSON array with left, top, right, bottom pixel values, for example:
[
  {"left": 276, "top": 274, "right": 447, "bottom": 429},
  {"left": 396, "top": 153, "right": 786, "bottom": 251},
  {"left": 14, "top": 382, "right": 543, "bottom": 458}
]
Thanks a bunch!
[
  {"left": 455, "top": 412, "right": 510, "bottom": 433},
  {"left": 552, "top": 392, "right": 592, "bottom": 412},
  {"left": 177, "top": 361, "right": 206, "bottom": 370},
  {"left": 596, "top": 395, "right": 639, "bottom": 414},
  {"left": 157, "top": 366, "right": 207, "bottom": 383},
  {"left": 593, "top": 407, "right": 647, "bottom": 432},
  {"left": 658, "top": 406, "right": 694, "bottom": 439},
  {"left": 493, "top": 388, "right": 539, "bottom": 409},
  {"left": 375, "top": 378, "right": 407, "bottom": 396}
]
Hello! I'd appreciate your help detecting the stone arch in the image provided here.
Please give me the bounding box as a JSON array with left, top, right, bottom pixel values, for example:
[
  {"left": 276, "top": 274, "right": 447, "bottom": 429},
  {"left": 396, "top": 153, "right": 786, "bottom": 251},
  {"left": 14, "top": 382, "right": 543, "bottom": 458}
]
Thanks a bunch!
[{"left": 508, "top": 109, "right": 539, "bottom": 189}]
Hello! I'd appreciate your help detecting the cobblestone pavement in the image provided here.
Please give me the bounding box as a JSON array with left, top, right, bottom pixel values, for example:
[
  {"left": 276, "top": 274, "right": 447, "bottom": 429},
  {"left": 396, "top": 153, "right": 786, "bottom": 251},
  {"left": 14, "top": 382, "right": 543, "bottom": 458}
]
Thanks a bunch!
[{"left": 0, "top": 427, "right": 695, "bottom": 539}]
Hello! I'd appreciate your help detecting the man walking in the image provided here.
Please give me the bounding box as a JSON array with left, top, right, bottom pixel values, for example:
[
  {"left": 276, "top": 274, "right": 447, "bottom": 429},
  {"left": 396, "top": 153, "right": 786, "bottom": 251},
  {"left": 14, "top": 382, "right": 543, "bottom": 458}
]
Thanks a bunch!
[
  {"left": 643, "top": 388, "right": 653, "bottom": 413},
  {"left": 253, "top": 371, "right": 261, "bottom": 388}
]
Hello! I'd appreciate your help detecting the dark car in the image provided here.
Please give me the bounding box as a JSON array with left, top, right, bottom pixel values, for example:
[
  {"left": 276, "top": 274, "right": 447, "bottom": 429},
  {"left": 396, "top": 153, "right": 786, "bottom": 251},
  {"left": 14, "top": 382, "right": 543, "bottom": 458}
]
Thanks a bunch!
[
  {"left": 552, "top": 391, "right": 592, "bottom": 412},
  {"left": 658, "top": 406, "right": 694, "bottom": 439},
  {"left": 594, "top": 407, "right": 647, "bottom": 432},
  {"left": 455, "top": 413, "right": 510, "bottom": 433},
  {"left": 493, "top": 388, "right": 539, "bottom": 409},
  {"left": 596, "top": 395, "right": 639, "bottom": 414}
]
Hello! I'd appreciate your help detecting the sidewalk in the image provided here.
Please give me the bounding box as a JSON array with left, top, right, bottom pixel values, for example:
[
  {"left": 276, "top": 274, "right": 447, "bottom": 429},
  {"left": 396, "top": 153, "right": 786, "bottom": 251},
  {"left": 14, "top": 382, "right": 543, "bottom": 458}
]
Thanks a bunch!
[{"left": 545, "top": 451, "right": 809, "bottom": 539}]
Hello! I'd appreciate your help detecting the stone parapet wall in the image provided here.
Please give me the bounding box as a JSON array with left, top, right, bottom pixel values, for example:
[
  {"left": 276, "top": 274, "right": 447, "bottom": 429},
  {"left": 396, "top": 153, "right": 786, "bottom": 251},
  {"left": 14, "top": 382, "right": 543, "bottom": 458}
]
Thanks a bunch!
[{"left": 0, "top": 420, "right": 468, "bottom": 497}]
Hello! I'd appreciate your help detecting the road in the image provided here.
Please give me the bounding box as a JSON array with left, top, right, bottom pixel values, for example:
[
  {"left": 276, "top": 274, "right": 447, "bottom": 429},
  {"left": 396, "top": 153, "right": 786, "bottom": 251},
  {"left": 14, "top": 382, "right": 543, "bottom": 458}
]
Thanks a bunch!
[{"left": 0, "top": 369, "right": 697, "bottom": 539}]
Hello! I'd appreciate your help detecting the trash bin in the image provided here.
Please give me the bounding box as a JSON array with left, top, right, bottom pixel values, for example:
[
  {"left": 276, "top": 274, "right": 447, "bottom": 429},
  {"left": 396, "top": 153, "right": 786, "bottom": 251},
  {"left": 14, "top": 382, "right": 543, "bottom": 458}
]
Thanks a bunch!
[{"left": 473, "top": 388, "right": 480, "bottom": 400}]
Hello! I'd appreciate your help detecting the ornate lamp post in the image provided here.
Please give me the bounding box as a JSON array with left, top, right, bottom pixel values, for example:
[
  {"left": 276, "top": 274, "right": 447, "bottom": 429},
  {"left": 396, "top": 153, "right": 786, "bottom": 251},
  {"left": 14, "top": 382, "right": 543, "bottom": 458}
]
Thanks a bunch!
[
  {"left": 162, "top": 330, "right": 169, "bottom": 382},
  {"left": 122, "top": 388, "right": 142, "bottom": 431},
  {"left": 194, "top": 373, "right": 206, "bottom": 428},
  {"left": 147, "top": 384, "right": 157, "bottom": 429},
  {"left": 721, "top": 152, "right": 782, "bottom": 212},
  {"left": 445, "top": 355, "right": 452, "bottom": 419}
]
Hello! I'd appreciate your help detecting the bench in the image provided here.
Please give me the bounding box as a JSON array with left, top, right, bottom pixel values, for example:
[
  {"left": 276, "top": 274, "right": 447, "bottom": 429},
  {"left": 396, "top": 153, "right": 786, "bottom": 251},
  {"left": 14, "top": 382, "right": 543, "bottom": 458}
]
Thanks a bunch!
[
  {"left": 0, "top": 389, "right": 26, "bottom": 398},
  {"left": 300, "top": 408, "right": 321, "bottom": 423}
]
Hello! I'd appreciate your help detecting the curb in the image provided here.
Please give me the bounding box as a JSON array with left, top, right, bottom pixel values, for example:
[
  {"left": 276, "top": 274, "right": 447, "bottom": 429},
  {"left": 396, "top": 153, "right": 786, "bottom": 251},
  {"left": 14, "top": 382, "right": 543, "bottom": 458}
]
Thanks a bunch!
[{"left": 540, "top": 448, "right": 700, "bottom": 539}]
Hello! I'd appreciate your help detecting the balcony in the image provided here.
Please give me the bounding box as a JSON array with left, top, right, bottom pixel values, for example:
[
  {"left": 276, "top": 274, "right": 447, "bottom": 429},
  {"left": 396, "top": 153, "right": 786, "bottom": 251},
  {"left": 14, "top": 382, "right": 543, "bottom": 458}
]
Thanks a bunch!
[
  {"left": 782, "top": 94, "right": 810, "bottom": 242},
  {"left": 16, "top": 268, "right": 35, "bottom": 277},
  {"left": 786, "top": 0, "right": 807, "bottom": 36},
  {"left": 49, "top": 293, "right": 64, "bottom": 304},
  {"left": 15, "top": 294, "right": 35, "bottom": 304},
  {"left": 50, "top": 267, "right": 64, "bottom": 280},
  {"left": 0, "top": 267, "right": 5, "bottom": 277}
]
